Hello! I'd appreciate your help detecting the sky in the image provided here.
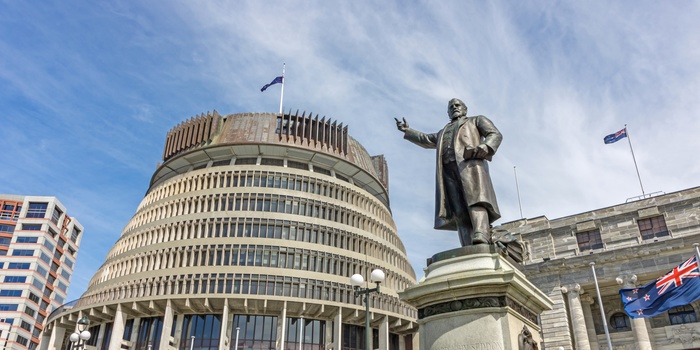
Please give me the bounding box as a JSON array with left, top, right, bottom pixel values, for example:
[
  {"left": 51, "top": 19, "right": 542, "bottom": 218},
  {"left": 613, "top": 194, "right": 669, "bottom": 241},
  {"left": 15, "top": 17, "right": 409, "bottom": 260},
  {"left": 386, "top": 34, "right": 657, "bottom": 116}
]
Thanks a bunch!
[{"left": 2, "top": 1, "right": 700, "bottom": 302}]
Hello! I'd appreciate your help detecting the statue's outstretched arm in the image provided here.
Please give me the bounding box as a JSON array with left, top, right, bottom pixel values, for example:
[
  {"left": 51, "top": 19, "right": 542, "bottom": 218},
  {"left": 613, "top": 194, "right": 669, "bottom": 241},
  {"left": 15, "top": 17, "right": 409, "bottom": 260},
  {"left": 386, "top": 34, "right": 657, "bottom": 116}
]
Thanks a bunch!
[{"left": 394, "top": 117, "right": 409, "bottom": 132}]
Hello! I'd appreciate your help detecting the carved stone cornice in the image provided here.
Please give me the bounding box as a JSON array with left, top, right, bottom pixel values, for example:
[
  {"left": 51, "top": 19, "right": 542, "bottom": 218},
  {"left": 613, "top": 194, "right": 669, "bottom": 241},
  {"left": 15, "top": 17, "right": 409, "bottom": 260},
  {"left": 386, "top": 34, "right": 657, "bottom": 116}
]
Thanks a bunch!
[{"left": 417, "top": 296, "right": 538, "bottom": 324}]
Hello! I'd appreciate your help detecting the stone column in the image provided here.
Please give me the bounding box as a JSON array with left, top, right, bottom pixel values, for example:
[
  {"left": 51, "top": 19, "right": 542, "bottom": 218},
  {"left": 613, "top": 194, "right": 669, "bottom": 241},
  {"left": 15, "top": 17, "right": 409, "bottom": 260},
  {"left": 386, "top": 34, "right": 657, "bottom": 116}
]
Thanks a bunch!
[
  {"left": 329, "top": 307, "right": 342, "bottom": 350},
  {"left": 160, "top": 299, "right": 175, "bottom": 349},
  {"left": 109, "top": 304, "right": 127, "bottom": 350},
  {"left": 580, "top": 294, "right": 600, "bottom": 350},
  {"left": 219, "top": 298, "right": 230, "bottom": 350},
  {"left": 277, "top": 301, "right": 287, "bottom": 350},
  {"left": 96, "top": 322, "right": 107, "bottom": 348},
  {"left": 378, "top": 316, "right": 389, "bottom": 350},
  {"left": 42, "top": 322, "right": 66, "bottom": 350},
  {"left": 616, "top": 275, "right": 653, "bottom": 350},
  {"left": 561, "top": 284, "right": 591, "bottom": 350}
]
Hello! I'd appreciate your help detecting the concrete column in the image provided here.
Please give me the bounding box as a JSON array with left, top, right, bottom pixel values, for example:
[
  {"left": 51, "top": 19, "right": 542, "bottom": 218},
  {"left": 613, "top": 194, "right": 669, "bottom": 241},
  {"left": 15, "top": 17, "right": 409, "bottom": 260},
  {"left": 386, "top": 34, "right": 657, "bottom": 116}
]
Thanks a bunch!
[
  {"left": 96, "top": 321, "right": 107, "bottom": 348},
  {"left": 42, "top": 322, "right": 66, "bottom": 350},
  {"left": 378, "top": 316, "right": 389, "bottom": 350},
  {"left": 561, "top": 284, "right": 591, "bottom": 350},
  {"left": 580, "top": 294, "right": 600, "bottom": 350},
  {"left": 616, "top": 275, "right": 653, "bottom": 350},
  {"left": 130, "top": 318, "right": 142, "bottom": 345},
  {"left": 109, "top": 304, "right": 127, "bottom": 350},
  {"left": 277, "top": 301, "right": 287, "bottom": 350},
  {"left": 160, "top": 299, "right": 175, "bottom": 349},
  {"left": 330, "top": 307, "right": 342, "bottom": 350},
  {"left": 219, "top": 298, "right": 230, "bottom": 350}
]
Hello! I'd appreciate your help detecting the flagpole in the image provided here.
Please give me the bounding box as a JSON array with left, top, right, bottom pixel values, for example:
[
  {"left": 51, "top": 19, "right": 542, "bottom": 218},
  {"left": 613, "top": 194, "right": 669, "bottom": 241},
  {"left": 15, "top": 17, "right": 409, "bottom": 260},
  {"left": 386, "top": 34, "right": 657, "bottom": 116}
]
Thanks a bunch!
[
  {"left": 279, "top": 63, "right": 285, "bottom": 114},
  {"left": 590, "top": 262, "right": 614, "bottom": 349},
  {"left": 694, "top": 243, "right": 700, "bottom": 267},
  {"left": 514, "top": 166, "right": 523, "bottom": 219},
  {"left": 625, "top": 124, "right": 645, "bottom": 197}
]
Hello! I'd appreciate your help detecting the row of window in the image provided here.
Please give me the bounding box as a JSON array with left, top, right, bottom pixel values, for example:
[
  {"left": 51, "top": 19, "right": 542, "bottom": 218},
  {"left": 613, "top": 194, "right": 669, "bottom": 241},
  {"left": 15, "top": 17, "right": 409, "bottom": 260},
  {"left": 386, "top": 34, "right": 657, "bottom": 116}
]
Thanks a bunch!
[
  {"left": 142, "top": 168, "right": 390, "bottom": 229},
  {"left": 107, "top": 217, "right": 411, "bottom": 281},
  {"left": 100, "top": 243, "right": 410, "bottom": 293},
  {"left": 129, "top": 190, "right": 400, "bottom": 251},
  {"left": 576, "top": 216, "right": 669, "bottom": 252},
  {"left": 79, "top": 273, "right": 415, "bottom": 319},
  {"left": 70, "top": 313, "right": 405, "bottom": 350},
  {"left": 608, "top": 305, "right": 698, "bottom": 333}
]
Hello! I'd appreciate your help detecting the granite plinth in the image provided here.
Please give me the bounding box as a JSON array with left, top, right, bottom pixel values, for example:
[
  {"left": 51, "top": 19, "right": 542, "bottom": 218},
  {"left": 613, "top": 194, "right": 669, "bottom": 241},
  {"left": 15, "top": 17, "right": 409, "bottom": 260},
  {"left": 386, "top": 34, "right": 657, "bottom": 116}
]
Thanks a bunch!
[{"left": 400, "top": 246, "right": 552, "bottom": 350}]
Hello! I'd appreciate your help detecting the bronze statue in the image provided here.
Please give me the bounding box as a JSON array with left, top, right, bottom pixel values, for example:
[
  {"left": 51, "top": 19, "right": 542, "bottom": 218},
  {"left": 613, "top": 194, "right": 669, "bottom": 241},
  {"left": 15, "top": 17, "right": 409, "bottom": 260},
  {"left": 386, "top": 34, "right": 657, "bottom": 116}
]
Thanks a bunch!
[
  {"left": 395, "top": 98, "right": 502, "bottom": 246},
  {"left": 518, "top": 325, "right": 538, "bottom": 350}
]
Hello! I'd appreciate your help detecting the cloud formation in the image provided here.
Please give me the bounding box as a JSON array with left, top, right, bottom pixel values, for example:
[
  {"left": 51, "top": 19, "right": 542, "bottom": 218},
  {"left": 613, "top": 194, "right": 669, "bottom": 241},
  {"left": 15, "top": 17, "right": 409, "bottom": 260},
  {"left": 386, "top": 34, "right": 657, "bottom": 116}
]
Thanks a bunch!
[{"left": 1, "top": 1, "right": 699, "bottom": 301}]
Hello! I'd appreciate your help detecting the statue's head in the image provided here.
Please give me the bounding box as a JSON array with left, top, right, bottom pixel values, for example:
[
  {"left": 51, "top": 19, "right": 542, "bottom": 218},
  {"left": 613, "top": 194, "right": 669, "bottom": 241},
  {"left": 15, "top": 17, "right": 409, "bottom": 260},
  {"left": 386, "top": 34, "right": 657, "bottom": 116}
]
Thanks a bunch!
[{"left": 447, "top": 98, "right": 468, "bottom": 120}]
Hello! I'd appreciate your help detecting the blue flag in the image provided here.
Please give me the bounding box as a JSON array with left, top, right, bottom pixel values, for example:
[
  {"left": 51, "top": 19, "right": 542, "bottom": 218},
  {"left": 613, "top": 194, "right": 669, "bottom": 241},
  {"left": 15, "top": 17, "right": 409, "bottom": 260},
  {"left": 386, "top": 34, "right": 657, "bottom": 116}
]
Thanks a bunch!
[
  {"left": 261, "top": 76, "right": 283, "bottom": 92},
  {"left": 619, "top": 255, "right": 700, "bottom": 318},
  {"left": 604, "top": 128, "right": 627, "bottom": 144}
]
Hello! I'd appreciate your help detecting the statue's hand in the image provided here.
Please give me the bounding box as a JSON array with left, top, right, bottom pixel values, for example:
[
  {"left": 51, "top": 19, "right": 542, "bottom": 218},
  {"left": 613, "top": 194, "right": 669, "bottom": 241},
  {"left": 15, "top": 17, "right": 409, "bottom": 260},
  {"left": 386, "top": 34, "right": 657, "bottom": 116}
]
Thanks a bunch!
[
  {"left": 474, "top": 144, "right": 490, "bottom": 159},
  {"left": 394, "top": 117, "right": 409, "bottom": 132}
]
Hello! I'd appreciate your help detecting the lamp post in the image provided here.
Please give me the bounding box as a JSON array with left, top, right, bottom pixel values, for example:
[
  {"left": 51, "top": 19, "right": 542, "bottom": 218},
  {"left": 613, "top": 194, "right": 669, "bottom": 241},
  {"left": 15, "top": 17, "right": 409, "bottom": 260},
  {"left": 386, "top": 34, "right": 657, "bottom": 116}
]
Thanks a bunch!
[
  {"left": 69, "top": 316, "right": 91, "bottom": 349},
  {"left": 350, "top": 269, "right": 385, "bottom": 350}
]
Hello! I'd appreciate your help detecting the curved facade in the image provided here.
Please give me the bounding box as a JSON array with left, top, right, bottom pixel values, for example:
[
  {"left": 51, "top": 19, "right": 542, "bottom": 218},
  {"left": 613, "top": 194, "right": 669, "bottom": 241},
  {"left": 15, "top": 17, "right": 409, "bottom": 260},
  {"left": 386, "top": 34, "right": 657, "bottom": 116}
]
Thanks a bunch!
[{"left": 42, "top": 111, "right": 418, "bottom": 350}]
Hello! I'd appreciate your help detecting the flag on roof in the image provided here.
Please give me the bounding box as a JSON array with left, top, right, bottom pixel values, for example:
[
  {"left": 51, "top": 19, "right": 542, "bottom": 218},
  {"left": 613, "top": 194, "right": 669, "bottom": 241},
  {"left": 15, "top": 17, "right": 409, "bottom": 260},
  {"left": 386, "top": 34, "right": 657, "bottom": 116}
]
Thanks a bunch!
[
  {"left": 261, "top": 76, "right": 283, "bottom": 92},
  {"left": 619, "top": 255, "right": 700, "bottom": 318},
  {"left": 604, "top": 128, "right": 628, "bottom": 144}
]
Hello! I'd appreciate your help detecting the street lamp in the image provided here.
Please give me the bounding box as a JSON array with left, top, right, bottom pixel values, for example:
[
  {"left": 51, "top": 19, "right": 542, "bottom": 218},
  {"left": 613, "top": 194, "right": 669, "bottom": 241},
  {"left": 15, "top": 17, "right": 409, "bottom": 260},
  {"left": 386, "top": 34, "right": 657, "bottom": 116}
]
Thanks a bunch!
[
  {"left": 69, "top": 316, "right": 91, "bottom": 349},
  {"left": 350, "top": 269, "right": 385, "bottom": 350}
]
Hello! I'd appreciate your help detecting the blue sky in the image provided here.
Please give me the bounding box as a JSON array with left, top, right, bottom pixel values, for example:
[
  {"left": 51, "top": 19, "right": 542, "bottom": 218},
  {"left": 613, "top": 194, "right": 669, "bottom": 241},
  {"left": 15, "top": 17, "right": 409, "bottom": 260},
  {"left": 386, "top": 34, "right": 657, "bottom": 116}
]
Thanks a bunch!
[{"left": 2, "top": 1, "right": 699, "bottom": 302}]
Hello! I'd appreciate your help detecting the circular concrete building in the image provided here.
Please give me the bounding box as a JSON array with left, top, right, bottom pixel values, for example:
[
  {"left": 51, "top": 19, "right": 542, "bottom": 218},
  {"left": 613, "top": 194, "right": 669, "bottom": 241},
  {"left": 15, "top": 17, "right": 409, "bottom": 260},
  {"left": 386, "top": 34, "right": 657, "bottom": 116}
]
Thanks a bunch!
[{"left": 43, "top": 111, "right": 418, "bottom": 350}]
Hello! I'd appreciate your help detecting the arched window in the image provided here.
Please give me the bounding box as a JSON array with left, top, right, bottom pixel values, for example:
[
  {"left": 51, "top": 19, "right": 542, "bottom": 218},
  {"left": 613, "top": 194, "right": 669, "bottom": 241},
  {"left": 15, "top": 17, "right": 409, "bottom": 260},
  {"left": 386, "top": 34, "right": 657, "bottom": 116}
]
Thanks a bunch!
[
  {"left": 610, "top": 312, "right": 631, "bottom": 332},
  {"left": 669, "top": 305, "right": 697, "bottom": 325}
]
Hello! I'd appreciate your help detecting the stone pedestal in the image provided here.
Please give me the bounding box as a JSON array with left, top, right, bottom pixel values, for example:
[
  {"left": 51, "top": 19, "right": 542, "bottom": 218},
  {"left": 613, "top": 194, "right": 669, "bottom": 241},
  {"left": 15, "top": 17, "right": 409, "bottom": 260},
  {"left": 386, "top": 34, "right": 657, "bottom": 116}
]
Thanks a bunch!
[{"left": 399, "top": 245, "right": 552, "bottom": 350}]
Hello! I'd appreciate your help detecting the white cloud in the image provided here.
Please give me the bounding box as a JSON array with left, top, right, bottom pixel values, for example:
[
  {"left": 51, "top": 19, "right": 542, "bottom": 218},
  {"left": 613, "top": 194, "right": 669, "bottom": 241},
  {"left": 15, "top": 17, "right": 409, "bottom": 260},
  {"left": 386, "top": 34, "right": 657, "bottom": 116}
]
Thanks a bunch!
[{"left": 2, "top": 0, "right": 699, "bottom": 297}]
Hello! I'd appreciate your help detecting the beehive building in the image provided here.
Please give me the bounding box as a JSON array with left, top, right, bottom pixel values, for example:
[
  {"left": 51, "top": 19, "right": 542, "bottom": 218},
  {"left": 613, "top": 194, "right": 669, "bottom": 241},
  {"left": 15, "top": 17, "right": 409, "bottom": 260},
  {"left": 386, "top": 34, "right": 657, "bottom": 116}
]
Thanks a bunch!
[{"left": 42, "top": 111, "right": 418, "bottom": 350}]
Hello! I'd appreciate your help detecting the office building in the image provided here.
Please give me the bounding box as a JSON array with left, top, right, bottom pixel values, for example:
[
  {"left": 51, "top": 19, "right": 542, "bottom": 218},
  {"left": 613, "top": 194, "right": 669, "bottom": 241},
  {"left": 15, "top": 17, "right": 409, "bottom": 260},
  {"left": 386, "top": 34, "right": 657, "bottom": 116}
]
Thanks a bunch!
[
  {"left": 502, "top": 187, "right": 700, "bottom": 349},
  {"left": 1, "top": 195, "right": 83, "bottom": 350}
]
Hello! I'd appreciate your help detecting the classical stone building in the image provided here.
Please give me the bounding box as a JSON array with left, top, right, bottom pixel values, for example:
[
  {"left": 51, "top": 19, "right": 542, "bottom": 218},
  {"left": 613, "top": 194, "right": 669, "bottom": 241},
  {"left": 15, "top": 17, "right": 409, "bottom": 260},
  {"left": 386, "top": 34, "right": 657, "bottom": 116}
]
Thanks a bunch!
[
  {"left": 41, "top": 111, "right": 418, "bottom": 350},
  {"left": 0, "top": 195, "right": 84, "bottom": 350},
  {"left": 502, "top": 186, "right": 700, "bottom": 349}
]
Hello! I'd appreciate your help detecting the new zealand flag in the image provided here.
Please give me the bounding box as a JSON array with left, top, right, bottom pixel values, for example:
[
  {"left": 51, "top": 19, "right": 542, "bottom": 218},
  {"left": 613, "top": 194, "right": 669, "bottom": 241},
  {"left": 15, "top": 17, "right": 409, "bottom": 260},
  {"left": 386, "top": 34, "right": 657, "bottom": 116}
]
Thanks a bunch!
[
  {"left": 603, "top": 128, "right": 628, "bottom": 144},
  {"left": 261, "top": 76, "right": 283, "bottom": 92},
  {"left": 619, "top": 256, "right": 700, "bottom": 318}
]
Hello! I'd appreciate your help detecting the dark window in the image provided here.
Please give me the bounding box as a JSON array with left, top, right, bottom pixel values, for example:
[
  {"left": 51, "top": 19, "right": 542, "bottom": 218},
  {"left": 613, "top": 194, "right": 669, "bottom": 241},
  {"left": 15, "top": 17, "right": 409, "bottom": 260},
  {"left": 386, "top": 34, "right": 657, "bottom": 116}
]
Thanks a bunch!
[
  {"left": 576, "top": 230, "right": 603, "bottom": 252},
  {"left": 123, "top": 319, "right": 134, "bottom": 340},
  {"left": 610, "top": 313, "right": 631, "bottom": 332},
  {"left": 26, "top": 203, "right": 48, "bottom": 218},
  {"left": 135, "top": 316, "right": 163, "bottom": 349},
  {"left": 11, "top": 249, "right": 34, "bottom": 256},
  {"left": 51, "top": 208, "right": 62, "bottom": 225},
  {"left": 101, "top": 322, "right": 114, "bottom": 349},
  {"left": 638, "top": 216, "right": 669, "bottom": 240},
  {"left": 22, "top": 224, "right": 42, "bottom": 231},
  {"left": 179, "top": 314, "right": 221, "bottom": 350},
  {"left": 669, "top": 305, "right": 697, "bottom": 325},
  {"left": 8, "top": 262, "right": 30, "bottom": 269},
  {"left": 0, "top": 290, "right": 22, "bottom": 297},
  {"left": 287, "top": 160, "right": 308, "bottom": 170},
  {"left": 0, "top": 224, "right": 15, "bottom": 233},
  {"left": 71, "top": 228, "right": 81, "bottom": 243},
  {"left": 236, "top": 158, "right": 257, "bottom": 165},
  {"left": 15, "top": 236, "right": 38, "bottom": 243},
  {"left": 230, "top": 315, "right": 277, "bottom": 350},
  {"left": 4, "top": 276, "right": 26, "bottom": 283}
]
